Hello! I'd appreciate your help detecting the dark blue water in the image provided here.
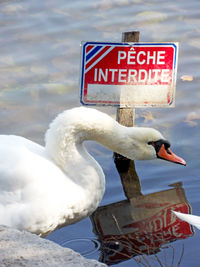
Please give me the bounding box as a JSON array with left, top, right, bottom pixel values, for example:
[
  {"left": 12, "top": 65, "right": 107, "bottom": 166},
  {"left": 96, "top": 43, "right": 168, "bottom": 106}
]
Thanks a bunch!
[{"left": 0, "top": 0, "right": 200, "bottom": 266}]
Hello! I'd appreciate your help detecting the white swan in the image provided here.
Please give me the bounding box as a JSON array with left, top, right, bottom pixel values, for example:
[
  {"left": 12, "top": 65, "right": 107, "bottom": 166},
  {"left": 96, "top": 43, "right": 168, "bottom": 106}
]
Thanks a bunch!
[
  {"left": 0, "top": 107, "right": 186, "bottom": 236},
  {"left": 173, "top": 211, "right": 200, "bottom": 230}
]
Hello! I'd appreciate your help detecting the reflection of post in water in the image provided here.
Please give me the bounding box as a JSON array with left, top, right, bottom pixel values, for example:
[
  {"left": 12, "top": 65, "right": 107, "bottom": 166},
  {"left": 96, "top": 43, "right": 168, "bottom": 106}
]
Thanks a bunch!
[
  {"left": 90, "top": 183, "right": 194, "bottom": 266},
  {"left": 114, "top": 31, "right": 142, "bottom": 199}
]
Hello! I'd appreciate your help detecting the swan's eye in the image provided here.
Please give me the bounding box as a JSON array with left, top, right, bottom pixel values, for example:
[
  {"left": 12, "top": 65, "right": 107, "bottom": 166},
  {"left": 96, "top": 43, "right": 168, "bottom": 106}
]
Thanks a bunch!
[{"left": 148, "top": 141, "right": 155, "bottom": 146}]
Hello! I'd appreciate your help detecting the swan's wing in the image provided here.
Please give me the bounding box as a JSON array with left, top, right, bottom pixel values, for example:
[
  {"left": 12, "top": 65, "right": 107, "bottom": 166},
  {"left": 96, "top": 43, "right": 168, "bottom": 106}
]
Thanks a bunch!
[
  {"left": 0, "top": 135, "right": 84, "bottom": 233},
  {"left": 173, "top": 211, "right": 200, "bottom": 230},
  {"left": 0, "top": 135, "right": 49, "bottom": 223},
  {"left": 0, "top": 135, "right": 45, "bottom": 191},
  {"left": 0, "top": 135, "right": 74, "bottom": 201}
]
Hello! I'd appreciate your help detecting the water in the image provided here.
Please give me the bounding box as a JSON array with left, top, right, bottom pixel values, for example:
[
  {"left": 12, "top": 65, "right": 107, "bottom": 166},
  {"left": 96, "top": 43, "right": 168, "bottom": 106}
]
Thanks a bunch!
[{"left": 0, "top": 0, "right": 200, "bottom": 266}]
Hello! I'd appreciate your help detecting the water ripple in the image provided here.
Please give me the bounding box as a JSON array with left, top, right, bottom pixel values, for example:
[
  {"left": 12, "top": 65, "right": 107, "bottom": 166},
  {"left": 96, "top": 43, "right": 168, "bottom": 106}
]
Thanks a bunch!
[{"left": 61, "top": 238, "right": 101, "bottom": 256}]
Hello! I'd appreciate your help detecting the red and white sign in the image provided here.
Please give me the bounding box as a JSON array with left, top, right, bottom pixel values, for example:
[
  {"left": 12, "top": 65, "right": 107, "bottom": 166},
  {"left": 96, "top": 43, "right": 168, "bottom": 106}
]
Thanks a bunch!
[{"left": 80, "top": 42, "right": 178, "bottom": 107}]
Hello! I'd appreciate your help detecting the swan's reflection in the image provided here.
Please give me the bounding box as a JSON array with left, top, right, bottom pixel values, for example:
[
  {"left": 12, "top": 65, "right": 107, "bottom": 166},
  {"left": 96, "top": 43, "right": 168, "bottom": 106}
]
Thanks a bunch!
[{"left": 90, "top": 158, "right": 193, "bottom": 265}]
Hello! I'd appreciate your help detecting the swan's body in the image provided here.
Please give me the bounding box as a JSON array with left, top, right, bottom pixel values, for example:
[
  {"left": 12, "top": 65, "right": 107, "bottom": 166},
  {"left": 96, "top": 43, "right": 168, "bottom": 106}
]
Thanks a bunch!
[
  {"left": 0, "top": 107, "right": 185, "bottom": 236},
  {"left": 173, "top": 211, "right": 200, "bottom": 230}
]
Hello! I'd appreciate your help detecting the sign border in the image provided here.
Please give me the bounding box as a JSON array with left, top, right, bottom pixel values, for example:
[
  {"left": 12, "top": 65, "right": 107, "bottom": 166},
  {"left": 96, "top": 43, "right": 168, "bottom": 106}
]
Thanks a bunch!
[{"left": 80, "top": 41, "right": 179, "bottom": 107}]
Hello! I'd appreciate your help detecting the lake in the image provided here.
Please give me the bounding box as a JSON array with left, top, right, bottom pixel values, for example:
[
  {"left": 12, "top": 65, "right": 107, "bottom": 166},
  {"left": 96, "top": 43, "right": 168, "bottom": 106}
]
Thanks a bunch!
[{"left": 0, "top": 0, "right": 200, "bottom": 266}]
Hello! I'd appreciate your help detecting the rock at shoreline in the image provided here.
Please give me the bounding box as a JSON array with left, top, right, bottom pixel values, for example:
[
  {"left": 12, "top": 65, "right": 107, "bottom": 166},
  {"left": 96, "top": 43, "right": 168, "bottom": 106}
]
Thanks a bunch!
[{"left": 0, "top": 225, "right": 106, "bottom": 267}]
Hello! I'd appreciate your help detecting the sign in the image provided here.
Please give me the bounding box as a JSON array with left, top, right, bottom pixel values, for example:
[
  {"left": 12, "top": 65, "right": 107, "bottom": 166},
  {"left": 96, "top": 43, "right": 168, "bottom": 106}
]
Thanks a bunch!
[
  {"left": 90, "top": 187, "right": 193, "bottom": 265},
  {"left": 80, "top": 42, "right": 178, "bottom": 107}
]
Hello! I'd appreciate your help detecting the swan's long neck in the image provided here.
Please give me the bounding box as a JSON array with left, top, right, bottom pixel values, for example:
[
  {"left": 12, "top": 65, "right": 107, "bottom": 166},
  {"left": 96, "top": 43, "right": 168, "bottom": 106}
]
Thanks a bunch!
[{"left": 44, "top": 107, "right": 127, "bottom": 191}]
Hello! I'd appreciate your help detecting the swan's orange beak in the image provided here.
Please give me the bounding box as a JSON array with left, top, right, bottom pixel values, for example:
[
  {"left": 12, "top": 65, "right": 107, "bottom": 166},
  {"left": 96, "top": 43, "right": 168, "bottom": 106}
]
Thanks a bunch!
[{"left": 157, "top": 144, "right": 186, "bottom": 166}]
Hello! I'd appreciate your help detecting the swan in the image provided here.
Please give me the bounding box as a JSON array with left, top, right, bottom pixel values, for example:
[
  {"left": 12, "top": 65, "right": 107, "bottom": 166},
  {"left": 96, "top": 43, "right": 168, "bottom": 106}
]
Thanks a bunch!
[
  {"left": 173, "top": 211, "right": 200, "bottom": 230},
  {"left": 0, "top": 107, "right": 186, "bottom": 236}
]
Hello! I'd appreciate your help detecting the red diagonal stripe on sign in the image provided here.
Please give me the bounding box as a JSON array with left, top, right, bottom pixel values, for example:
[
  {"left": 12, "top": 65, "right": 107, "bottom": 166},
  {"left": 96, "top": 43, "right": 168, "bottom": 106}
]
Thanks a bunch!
[
  {"left": 86, "top": 45, "right": 94, "bottom": 53},
  {"left": 85, "top": 45, "right": 112, "bottom": 72}
]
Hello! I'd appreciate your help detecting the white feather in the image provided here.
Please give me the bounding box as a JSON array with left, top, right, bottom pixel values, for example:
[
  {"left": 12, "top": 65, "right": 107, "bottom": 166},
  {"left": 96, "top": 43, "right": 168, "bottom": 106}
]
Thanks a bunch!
[{"left": 173, "top": 211, "right": 200, "bottom": 230}]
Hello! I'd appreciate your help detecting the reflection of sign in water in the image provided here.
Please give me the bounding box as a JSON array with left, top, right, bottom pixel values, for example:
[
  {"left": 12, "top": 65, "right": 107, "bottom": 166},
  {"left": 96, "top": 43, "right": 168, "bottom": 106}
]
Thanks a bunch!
[
  {"left": 80, "top": 42, "right": 178, "bottom": 107},
  {"left": 90, "top": 187, "right": 193, "bottom": 265}
]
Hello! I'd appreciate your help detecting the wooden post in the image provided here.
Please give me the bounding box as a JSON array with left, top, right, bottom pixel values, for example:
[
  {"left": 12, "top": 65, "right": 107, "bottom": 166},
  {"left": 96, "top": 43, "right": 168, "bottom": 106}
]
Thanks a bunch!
[
  {"left": 114, "top": 31, "right": 142, "bottom": 199},
  {"left": 117, "top": 31, "right": 139, "bottom": 126}
]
